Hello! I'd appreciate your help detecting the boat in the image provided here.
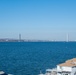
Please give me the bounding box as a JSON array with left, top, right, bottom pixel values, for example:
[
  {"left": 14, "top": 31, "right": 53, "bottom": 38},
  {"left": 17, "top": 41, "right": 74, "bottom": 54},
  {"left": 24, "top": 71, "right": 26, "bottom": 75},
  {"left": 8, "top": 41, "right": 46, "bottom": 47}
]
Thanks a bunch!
[
  {"left": 39, "top": 58, "right": 76, "bottom": 75},
  {"left": 0, "top": 71, "right": 13, "bottom": 75}
]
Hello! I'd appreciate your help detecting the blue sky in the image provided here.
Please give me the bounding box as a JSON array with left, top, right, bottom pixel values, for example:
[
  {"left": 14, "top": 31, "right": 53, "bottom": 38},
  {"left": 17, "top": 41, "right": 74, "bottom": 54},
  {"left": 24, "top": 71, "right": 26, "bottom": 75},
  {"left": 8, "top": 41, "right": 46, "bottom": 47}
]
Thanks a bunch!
[{"left": 0, "top": 0, "right": 76, "bottom": 41}]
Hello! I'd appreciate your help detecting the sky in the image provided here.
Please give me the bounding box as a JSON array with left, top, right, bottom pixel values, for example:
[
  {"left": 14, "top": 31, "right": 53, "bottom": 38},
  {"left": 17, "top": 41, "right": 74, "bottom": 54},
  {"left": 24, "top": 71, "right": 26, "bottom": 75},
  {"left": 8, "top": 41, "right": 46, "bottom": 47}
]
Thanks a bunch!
[{"left": 0, "top": 0, "right": 76, "bottom": 41}]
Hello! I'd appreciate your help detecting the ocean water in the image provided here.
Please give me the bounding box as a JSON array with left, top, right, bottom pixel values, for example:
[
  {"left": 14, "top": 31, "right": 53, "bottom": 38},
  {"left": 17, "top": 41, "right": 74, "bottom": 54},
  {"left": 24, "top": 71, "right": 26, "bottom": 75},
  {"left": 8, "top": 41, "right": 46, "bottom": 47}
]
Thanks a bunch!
[{"left": 0, "top": 42, "right": 76, "bottom": 75}]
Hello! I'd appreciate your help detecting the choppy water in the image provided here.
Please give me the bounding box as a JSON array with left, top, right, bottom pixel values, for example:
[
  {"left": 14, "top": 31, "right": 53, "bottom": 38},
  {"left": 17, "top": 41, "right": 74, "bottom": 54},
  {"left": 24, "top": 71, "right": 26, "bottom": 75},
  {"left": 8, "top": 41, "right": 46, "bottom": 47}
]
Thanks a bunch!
[{"left": 0, "top": 42, "right": 76, "bottom": 75}]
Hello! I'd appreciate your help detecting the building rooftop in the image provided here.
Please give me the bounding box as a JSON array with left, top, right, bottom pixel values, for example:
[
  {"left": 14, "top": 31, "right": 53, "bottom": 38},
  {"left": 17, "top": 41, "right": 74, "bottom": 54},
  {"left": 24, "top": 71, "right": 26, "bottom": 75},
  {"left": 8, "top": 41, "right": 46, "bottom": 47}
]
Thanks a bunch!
[{"left": 58, "top": 58, "right": 76, "bottom": 67}]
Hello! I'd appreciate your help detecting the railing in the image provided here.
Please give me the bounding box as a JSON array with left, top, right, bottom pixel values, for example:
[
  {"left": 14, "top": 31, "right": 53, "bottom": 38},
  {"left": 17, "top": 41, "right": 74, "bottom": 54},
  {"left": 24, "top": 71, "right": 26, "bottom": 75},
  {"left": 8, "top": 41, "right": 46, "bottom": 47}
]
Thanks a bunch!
[{"left": 46, "top": 68, "right": 57, "bottom": 72}]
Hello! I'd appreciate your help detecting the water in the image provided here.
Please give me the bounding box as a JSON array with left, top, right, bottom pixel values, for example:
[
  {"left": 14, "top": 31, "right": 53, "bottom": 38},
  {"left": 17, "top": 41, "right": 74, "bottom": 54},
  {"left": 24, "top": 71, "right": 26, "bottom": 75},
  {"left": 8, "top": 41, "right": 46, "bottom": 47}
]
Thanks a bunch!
[{"left": 0, "top": 42, "right": 76, "bottom": 75}]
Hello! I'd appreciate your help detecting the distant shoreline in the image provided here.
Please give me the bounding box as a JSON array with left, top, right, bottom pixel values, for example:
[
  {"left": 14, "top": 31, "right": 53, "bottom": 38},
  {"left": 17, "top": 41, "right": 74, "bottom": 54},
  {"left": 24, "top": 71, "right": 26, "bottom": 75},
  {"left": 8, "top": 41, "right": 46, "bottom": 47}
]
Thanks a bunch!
[
  {"left": 0, "top": 41, "right": 76, "bottom": 42},
  {"left": 0, "top": 38, "right": 76, "bottom": 42}
]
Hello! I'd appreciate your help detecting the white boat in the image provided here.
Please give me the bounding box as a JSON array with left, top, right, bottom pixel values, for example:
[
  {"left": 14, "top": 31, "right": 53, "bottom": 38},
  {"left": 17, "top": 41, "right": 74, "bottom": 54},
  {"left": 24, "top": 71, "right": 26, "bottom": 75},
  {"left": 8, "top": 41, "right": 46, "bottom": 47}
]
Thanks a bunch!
[
  {"left": 39, "top": 58, "right": 76, "bottom": 75},
  {"left": 0, "top": 71, "right": 13, "bottom": 75}
]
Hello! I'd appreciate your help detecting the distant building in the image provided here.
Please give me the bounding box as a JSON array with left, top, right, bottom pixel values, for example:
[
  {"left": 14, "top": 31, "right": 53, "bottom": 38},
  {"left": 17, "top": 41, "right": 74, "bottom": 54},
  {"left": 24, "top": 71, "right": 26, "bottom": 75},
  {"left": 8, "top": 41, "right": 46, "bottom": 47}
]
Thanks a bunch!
[
  {"left": 66, "top": 34, "right": 69, "bottom": 42},
  {"left": 19, "top": 34, "right": 21, "bottom": 41}
]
